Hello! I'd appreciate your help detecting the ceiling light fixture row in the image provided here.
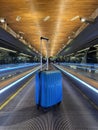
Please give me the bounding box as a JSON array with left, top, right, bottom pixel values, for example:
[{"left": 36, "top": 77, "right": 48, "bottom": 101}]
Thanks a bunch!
[
  {"left": 71, "top": 15, "right": 95, "bottom": 23},
  {"left": 57, "top": 13, "right": 96, "bottom": 57},
  {"left": 0, "top": 17, "right": 40, "bottom": 56}
]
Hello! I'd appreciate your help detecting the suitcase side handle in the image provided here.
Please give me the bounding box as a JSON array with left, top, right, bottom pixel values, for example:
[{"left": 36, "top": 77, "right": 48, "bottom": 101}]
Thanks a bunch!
[{"left": 40, "top": 37, "right": 49, "bottom": 71}]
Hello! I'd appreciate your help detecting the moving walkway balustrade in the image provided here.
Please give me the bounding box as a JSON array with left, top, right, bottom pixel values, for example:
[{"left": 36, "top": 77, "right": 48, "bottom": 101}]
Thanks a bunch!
[{"left": 59, "top": 45, "right": 98, "bottom": 81}]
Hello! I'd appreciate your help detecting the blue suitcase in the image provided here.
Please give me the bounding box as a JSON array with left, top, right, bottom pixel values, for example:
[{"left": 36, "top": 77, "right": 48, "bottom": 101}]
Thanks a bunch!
[{"left": 35, "top": 70, "right": 63, "bottom": 108}]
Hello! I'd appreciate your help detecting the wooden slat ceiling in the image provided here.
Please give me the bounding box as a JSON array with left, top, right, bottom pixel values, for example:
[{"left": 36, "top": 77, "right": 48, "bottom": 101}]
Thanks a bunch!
[{"left": 0, "top": 0, "right": 98, "bottom": 56}]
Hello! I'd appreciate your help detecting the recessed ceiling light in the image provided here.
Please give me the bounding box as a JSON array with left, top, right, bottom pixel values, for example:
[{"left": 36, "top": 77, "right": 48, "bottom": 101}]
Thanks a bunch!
[
  {"left": 19, "top": 31, "right": 24, "bottom": 34},
  {"left": 80, "top": 17, "right": 86, "bottom": 22},
  {"left": 68, "top": 36, "right": 71, "bottom": 39},
  {"left": 0, "top": 18, "right": 6, "bottom": 23},
  {"left": 43, "top": 16, "right": 50, "bottom": 22},
  {"left": 20, "top": 36, "right": 23, "bottom": 39}
]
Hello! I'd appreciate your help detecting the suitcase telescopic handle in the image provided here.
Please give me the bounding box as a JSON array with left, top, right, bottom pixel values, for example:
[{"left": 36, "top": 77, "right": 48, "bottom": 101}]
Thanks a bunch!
[{"left": 40, "top": 37, "right": 49, "bottom": 71}]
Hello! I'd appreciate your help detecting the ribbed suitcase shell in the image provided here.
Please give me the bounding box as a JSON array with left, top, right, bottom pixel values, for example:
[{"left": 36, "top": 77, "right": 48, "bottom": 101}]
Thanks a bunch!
[{"left": 35, "top": 70, "right": 62, "bottom": 108}]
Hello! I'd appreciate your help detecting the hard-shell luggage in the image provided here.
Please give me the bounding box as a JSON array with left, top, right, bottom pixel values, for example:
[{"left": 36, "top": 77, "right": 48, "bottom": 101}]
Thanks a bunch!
[
  {"left": 35, "top": 37, "right": 63, "bottom": 108},
  {"left": 35, "top": 70, "right": 62, "bottom": 108}
]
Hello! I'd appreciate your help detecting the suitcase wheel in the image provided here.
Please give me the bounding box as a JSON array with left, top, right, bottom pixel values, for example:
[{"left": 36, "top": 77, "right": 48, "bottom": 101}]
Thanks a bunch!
[
  {"left": 37, "top": 105, "right": 40, "bottom": 110},
  {"left": 43, "top": 108, "right": 48, "bottom": 112},
  {"left": 57, "top": 101, "right": 61, "bottom": 106}
]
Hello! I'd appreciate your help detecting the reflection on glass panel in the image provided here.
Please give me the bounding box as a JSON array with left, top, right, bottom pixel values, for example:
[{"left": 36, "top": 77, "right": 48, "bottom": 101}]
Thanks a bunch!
[
  {"left": 0, "top": 47, "right": 40, "bottom": 65},
  {"left": 60, "top": 63, "right": 98, "bottom": 81},
  {"left": 60, "top": 45, "right": 98, "bottom": 81}
]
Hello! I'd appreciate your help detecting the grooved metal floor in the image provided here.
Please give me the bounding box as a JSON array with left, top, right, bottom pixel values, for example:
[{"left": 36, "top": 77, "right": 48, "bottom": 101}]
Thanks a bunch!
[{"left": 0, "top": 73, "right": 98, "bottom": 130}]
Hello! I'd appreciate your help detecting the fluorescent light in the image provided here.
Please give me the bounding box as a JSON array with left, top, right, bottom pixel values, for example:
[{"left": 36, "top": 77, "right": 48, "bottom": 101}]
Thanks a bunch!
[
  {"left": 43, "top": 16, "right": 50, "bottom": 22},
  {"left": 0, "top": 47, "right": 17, "bottom": 53},
  {"left": 77, "top": 48, "right": 89, "bottom": 53},
  {"left": 19, "top": 31, "right": 24, "bottom": 35},
  {"left": 71, "top": 16, "right": 80, "bottom": 21},
  {"left": 66, "top": 53, "right": 74, "bottom": 57},
  {"left": 94, "top": 44, "right": 98, "bottom": 47},
  {"left": 19, "top": 53, "right": 32, "bottom": 57}
]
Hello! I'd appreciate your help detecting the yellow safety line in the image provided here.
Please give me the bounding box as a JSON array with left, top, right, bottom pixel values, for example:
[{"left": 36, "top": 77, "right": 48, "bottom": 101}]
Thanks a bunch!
[{"left": 0, "top": 76, "right": 34, "bottom": 110}]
